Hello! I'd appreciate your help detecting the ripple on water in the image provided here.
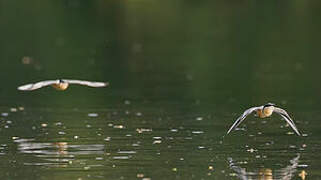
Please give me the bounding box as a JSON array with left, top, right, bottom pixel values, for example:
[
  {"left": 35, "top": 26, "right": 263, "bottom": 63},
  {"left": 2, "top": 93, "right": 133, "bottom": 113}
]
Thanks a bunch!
[
  {"left": 13, "top": 138, "right": 106, "bottom": 167},
  {"left": 117, "top": 150, "right": 137, "bottom": 154},
  {"left": 192, "top": 131, "right": 204, "bottom": 134}
]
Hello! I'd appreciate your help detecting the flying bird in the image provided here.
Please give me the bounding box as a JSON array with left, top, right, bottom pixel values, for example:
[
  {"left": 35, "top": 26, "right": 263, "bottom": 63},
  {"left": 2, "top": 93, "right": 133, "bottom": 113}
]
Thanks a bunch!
[
  {"left": 226, "top": 103, "right": 301, "bottom": 136},
  {"left": 18, "top": 79, "right": 108, "bottom": 91}
]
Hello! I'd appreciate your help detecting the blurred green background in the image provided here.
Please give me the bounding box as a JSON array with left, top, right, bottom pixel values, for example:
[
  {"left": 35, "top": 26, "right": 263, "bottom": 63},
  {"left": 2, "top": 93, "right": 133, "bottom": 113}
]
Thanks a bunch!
[{"left": 1, "top": 0, "right": 321, "bottom": 108}]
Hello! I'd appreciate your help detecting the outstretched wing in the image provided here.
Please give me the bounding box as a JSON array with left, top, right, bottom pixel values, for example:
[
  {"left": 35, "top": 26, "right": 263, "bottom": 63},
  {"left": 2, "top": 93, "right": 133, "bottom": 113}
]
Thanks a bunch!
[
  {"left": 273, "top": 107, "right": 301, "bottom": 136},
  {"left": 227, "top": 106, "right": 262, "bottom": 135},
  {"left": 18, "top": 80, "right": 58, "bottom": 91},
  {"left": 63, "top": 79, "right": 108, "bottom": 87}
]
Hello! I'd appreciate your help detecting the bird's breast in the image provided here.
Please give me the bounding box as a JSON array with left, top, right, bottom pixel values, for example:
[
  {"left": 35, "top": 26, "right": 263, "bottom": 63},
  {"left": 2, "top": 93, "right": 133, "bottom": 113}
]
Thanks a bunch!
[
  {"left": 263, "top": 107, "right": 273, "bottom": 117},
  {"left": 51, "top": 83, "right": 69, "bottom": 91},
  {"left": 256, "top": 109, "right": 266, "bottom": 118}
]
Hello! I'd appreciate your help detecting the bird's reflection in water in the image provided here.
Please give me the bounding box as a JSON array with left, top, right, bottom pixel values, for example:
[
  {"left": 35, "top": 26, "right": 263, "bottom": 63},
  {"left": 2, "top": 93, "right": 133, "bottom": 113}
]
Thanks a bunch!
[
  {"left": 53, "top": 142, "right": 68, "bottom": 155},
  {"left": 14, "top": 138, "right": 105, "bottom": 167},
  {"left": 228, "top": 154, "right": 301, "bottom": 180}
]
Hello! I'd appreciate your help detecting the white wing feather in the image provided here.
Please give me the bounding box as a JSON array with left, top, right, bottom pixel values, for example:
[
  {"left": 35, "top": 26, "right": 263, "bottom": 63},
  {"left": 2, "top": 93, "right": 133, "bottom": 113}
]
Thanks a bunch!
[
  {"left": 273, "top": 107, "right": 301, "bottom": 136},
  {"left": 227, "top": 106, "right": 262, "bottom": 135},
  {"left": 63, "top": 79, "right": 108, "bottom": 87},
  {"left": 18, "top": 80, "right": 58, "bottom": 91}
]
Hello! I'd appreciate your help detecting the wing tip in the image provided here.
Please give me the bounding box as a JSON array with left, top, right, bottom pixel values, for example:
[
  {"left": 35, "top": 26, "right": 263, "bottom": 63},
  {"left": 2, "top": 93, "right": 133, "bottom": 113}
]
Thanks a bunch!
[
  {"left": 103, "top": 82, "right": 109, "bottom": 87},
  {"left": 17, "top": 85, "right": 31, "bottom": 91},
  {"left": 94, "top": 82, "right": 109, "bottom": 87}
]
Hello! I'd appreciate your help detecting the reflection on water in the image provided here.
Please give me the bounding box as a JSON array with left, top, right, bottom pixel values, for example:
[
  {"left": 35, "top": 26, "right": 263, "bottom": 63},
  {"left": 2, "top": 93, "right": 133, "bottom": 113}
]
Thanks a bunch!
[
  {"left": 228, "top": 154, "right": 302, "bottom": 180},
  {"left": 15, "top": 138, "right": 104, "bottom": 167}
]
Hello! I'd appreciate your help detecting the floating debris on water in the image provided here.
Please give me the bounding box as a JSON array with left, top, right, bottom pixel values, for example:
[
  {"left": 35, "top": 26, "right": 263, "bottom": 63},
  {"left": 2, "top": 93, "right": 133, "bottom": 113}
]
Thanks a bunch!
[
  {"left": 12, "top": 136, "right": 19, "bottom": 140},
  {"left": 55, "top": 122, "right": 63, "bottom": 126},
  {"left": 137, "top": 174, "right": 144, "bottom": 178},
  {"left": 118, "top": 151, "right": 136, "bottom": 154},
  {"left": 192, "top": 131, "right": 204, "bottom": 134},
  {"left": 153, "top": 140, "right": 162, "bottom": 144},
  {"left": 113, "top": 156, "right": 130, "bottom": 160},
  {"left": 88, "top": 113, "right": 98, "bottom": 117},
  {"left": 170, "top": 129, "right": 178, "bottom": 132},
  {"left": 1, "top": 113, "right": 8, "bottom": 117},
  {"left": 298, "top": 164, "right": 308, "bottom": 168},
  {"left": 196, "top": 117, "right": 203, "bottom": 121},
  {"left": 136, "top": 128, "right": 152, "bottom": 133},
  {"left": 289, "top": 145, "right": 296, "bottom": 148},
  {"left": 239, "top": 161, "right": 248, "bottom": 164},
  {"left": 21, "top": 56, "right": 33, "bottom": 64},
  {"left": 114, "top": 125, "right": 124, "bottom": 129},
  {"left": 95, "top": 157, "right": 103, "bottom": 160},
  {"left": 10, "top": 108, "right": 17, "bottom": 112},
  {"left": 124, "top": 100, "right": 131, "bottom": 105},
  {"left": 247, "top": 148, "right": 257, "bottom": 153}
]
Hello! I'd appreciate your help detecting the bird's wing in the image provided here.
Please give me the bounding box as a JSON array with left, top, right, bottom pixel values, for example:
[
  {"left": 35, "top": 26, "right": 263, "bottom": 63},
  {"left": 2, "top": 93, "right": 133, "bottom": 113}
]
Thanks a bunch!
[
  {"left": 63, "top": 79, "right": 108, "bottom": 87},
  {"left": 273, "top": 107, "right": 301, "bottom": 136},
  {"left": 227, "top": 106, "right": 262, "bottom": 135},
  {"left": 17, "top": 80, "right": 58, "bottom": 91}
]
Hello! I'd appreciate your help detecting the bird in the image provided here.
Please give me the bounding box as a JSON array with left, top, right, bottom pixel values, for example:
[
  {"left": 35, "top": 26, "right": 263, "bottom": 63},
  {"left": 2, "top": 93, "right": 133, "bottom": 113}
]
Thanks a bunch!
[
  {"left": 17, "top": 79, "right": 108, "bottom": 91},
  {"left": 226, "top": 103, "right": 301, "bottom": 136}
]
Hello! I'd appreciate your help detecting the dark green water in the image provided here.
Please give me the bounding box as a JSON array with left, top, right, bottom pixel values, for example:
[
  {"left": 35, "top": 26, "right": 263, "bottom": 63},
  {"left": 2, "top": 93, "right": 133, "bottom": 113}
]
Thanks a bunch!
[{"left": 1, "top": 1, "right": 321, "bottom": 179}]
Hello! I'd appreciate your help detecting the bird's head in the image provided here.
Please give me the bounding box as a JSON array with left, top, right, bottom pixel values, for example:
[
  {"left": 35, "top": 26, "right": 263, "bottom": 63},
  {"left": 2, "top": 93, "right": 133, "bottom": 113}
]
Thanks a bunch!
[
  {"left": 264, "top": 103, "right": 275, "bottom": 108},
  {"left": 263, "top": 103, "right": 275, "bottom": 115},
  {"left": 58, "top": 79, "right": 66, "bottom": 83}
]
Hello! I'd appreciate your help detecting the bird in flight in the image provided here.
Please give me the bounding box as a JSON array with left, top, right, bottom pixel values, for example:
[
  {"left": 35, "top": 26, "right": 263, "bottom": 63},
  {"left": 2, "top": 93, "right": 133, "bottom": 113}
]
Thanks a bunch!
[
  {"left": 226, "top": 103, "right": 301, "bottom": 136},
  {"left": 18, "top": 79, "right": 108, "bottom": 91}
]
